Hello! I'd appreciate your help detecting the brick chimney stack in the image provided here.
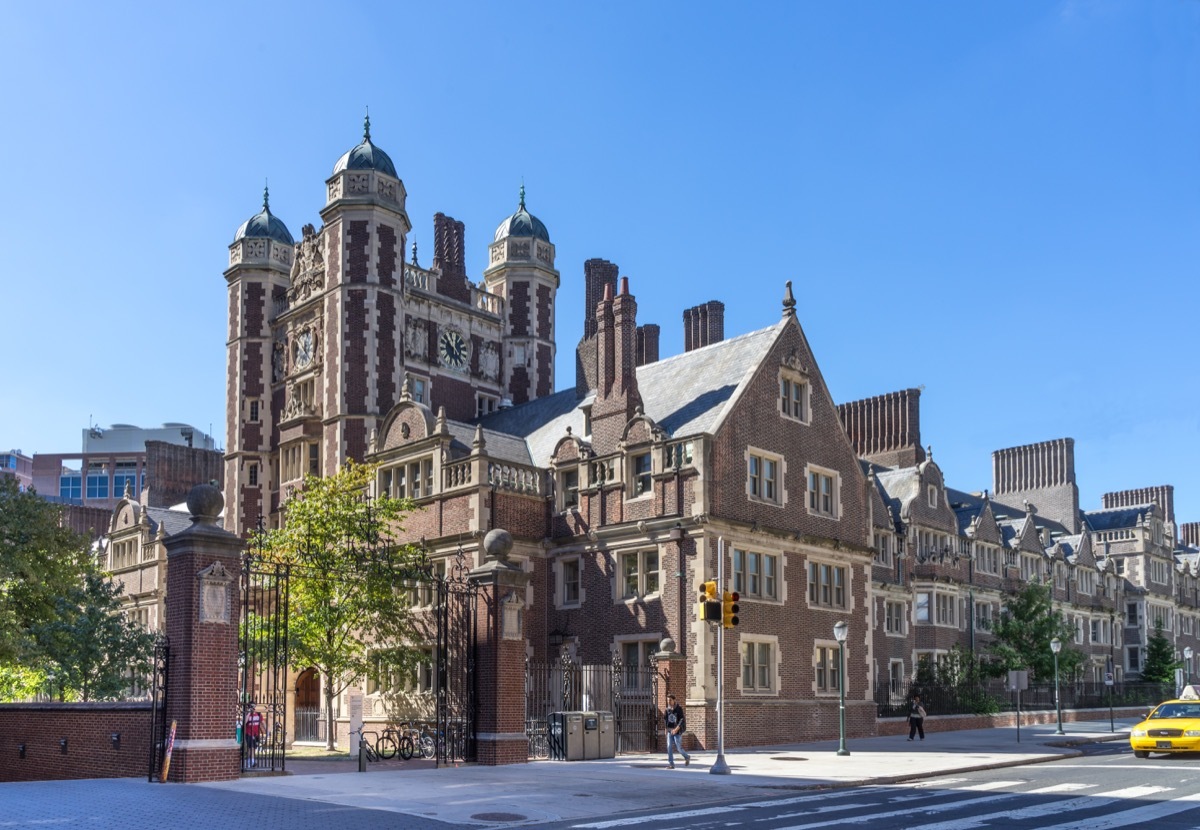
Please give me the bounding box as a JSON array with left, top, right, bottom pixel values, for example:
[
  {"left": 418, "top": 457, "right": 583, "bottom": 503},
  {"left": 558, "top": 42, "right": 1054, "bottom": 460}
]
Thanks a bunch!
[
  {"left": 432, "top": 213, "right": 470, "bottom": 303},
  {"left": 683, "top": 300, "right": 725, "bottom": 352},
  {"left": 1182, "top": 522, "right": 1200, "bottom": 548},
  {"left": 636, "top": 324, "right": 660, "bottom": 366},
  {"left": 836, "top": 389, "right": 925, "bottom": 468},
  {"left": 591, "top": 277, "right": 644, "bottom": 454},
  {"left": 991, "top": 438, "right": 1080, "bottom": 533}
]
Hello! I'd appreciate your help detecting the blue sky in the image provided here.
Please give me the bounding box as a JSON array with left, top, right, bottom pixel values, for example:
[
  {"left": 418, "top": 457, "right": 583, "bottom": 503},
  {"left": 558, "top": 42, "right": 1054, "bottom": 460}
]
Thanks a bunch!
[{"left": 3, "top": 1, "right": 1198, "bottom": 524}]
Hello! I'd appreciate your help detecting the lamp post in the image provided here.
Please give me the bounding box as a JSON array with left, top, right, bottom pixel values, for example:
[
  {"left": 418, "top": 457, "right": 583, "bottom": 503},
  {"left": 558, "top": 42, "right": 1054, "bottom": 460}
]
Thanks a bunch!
[
  {"left": 1186, "top": 646, "right": 1194, "bottom": 688},
  {"left": 834, "top": 620, "right": 850, "bottom": 756},
  {"left": 1050, "top": 636, "right": 1064, "bottom": 735}
]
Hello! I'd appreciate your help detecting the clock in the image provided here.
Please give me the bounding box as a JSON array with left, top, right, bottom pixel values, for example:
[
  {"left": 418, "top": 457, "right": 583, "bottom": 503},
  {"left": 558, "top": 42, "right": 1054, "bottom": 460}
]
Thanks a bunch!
[
  {"left": 294, "top": 330, "right": 315, "bottom": 370},
  {"left": 438, "top": 329, "right": 469, "bottom": 369}
]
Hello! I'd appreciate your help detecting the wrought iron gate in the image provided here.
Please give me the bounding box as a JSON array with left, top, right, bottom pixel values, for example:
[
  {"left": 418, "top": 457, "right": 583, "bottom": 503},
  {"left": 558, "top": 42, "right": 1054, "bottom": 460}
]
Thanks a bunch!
[
  {"left": 525, "top": 651, "right": 659, "bottom": 758},
  {"left": 238, "top": 556, "right": 289, "bottom": 773},
  {"left": 147, "top": 635, "right": 170, "bottom": 781},
  {"left": 434, "top": 551, "right": 478, "bottom": 766}
]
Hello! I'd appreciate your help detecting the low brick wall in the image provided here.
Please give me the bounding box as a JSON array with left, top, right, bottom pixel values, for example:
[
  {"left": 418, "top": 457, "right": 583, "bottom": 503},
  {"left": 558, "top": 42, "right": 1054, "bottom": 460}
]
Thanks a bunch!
[{"left": 0, "top": 702, "right": 153, "bottom": 782}]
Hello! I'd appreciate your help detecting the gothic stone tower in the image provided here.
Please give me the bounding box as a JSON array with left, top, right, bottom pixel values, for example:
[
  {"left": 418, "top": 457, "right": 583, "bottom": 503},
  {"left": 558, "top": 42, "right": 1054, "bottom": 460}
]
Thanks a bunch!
[
  {"left": 483, "top": 186, "right": 559, "bottom": 405},
  {"left": 224, "top": 187, "right": 294, "bottom": 535}
]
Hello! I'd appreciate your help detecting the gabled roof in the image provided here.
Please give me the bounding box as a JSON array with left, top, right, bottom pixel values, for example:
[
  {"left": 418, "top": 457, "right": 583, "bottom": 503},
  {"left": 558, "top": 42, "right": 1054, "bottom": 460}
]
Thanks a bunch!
[
  {"left": 873, "top": 466, "right": 920, "bottom": 524},
  {"left": 473, "top": 322, "right": 783, "bottom": 467}
]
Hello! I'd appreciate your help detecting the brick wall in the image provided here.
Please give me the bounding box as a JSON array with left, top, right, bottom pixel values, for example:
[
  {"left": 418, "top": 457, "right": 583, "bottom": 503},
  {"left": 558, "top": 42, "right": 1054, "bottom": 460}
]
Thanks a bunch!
[{"left": 0, "top": 703, "right": 151, "bottom": 782}]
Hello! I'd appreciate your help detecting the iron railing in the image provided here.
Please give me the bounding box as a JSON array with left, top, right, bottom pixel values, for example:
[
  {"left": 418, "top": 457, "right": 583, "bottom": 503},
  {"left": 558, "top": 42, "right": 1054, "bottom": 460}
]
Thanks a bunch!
[{"left": 876, "top": 679, "right": 1175, "bottom": 717}]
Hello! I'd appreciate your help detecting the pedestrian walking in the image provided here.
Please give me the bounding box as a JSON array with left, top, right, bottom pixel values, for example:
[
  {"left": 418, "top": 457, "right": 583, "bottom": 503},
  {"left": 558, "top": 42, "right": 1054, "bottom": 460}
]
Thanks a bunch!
[
  {"left": 244, "top": 707, "right": 263, "bottom": 767},
  {"left": 663, "top": 694, "right": 691, "bottom": 768},
  {"left": 908, "top": 694, "right": 926, "bottom": 741}
]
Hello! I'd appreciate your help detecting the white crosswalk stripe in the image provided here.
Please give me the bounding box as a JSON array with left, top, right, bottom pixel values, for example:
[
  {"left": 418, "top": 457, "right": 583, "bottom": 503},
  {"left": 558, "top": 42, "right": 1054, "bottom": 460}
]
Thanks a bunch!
[
  {"left": 1034, "top": 789, "right": 1200, "bottom": 830},
  {"left": 895, "top": 785, "right": 1161, "bottom": 830},
  {"left": 773, "top": 792, "right": 1024, "bottom": 829}
]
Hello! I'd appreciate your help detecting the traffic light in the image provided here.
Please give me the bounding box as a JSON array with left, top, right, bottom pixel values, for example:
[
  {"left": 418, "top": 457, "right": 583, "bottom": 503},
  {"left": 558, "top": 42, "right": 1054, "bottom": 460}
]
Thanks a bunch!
[
  {"left": 722, "top": 591, "right": 740, "bottom": 628},
  {"left": 698, "top": 580, "right": 721, "bottom": 623}
]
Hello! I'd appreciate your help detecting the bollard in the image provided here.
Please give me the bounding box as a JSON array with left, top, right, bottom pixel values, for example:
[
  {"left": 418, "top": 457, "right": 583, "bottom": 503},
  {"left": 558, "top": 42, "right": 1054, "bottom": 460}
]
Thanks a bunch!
[{"left": 358, "top": 733, "right": 366, "bottom": 773}]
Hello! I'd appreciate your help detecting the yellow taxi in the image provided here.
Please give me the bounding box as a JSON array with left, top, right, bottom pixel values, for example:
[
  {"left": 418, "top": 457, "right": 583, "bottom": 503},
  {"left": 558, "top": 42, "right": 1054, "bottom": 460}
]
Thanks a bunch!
[{"left": 1129, "top": 686, "right": 1200, "bottom": 758}]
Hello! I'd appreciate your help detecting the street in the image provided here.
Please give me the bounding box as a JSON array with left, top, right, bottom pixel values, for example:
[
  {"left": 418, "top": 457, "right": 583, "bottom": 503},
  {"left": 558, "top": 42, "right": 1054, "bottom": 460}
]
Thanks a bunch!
[{"left": 553, "top": 746, "right": 1200, "bottom": 830}]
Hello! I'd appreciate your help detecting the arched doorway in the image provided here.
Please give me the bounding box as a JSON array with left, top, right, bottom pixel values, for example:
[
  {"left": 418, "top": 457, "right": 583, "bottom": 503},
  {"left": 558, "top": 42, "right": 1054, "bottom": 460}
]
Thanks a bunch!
[{"left": 294, "top": 668, "right": 320, "bottom": 742}]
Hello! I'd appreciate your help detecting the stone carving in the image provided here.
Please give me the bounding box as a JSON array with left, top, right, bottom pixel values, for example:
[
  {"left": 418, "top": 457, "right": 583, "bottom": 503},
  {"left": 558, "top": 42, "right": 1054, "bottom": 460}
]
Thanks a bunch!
[
  {"left": 782, "top": 347, "right": 808, "bottom": 374},
  {"left": 479, "top": 341, "right": 500, "bottom": 383},
  {"left": 509, "top": 241, "right": 530, "bottom": 259},
  {"left": 197, "top": 560, "right": 234, "bottom": 624},
  {"left": 405, "top": 318, "right": 428, "bottom": 361},
  {"left": 378, "top": 178, "right": 396, "bottom": 201},
  {"left": 327, "top": 179, "right": 343, "bottom": 201},
  {"left": 272, "top": 342, "right": 286, "bottom": 382},
  {"left": 537, "top": 243, "right": 552, "bottom": 263},
  {"left": 230, "top": 246, "right": 242, "bottom": 266},
  {"left": 246, "top": 239, "right": 267, "bottom": 259},
  {"left": 490, "top": 244, "right": 504, "bottom": 264},
  {"left": 271, "top": 244, "right": 292, "bottom": 266},
  {"left": 348, "top": 173, "right": 370, "bottom": 194},
  {"left": 289, "top": 224, "right": 326, "bottom": 304}
]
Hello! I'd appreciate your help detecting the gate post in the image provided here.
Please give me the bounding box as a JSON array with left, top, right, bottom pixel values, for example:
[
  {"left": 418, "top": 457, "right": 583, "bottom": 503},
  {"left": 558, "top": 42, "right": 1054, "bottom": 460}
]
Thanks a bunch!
[
  {"left": 469, "top": 528, "right": 530, "bottom": 765},
  {"left": 161, "top": 483, "right": 245, "bottom": 782}
]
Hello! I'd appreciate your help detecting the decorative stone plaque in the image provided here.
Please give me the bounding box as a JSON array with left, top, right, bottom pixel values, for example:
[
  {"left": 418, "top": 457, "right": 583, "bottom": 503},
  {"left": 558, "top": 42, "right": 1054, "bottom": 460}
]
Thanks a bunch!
[
  {"left": 502, "top": 591, "right": 523, "bottom": 640},
  {"left": 197, "top": 561, "right": 234, "bottom": 624}
]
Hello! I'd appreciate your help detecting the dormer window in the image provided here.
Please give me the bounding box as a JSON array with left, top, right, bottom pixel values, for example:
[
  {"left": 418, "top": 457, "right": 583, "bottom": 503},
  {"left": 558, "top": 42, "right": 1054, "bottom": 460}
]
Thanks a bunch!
[
  {"left": 629, "top": 452, "right": 652, "bottom": 498},
  {"left": 927, "top": 485, "right": 938, "bottom": 509},
  {"left": 779, "top": 372, "right": 810, "bottom": 423},
  {"left": 558, "top": 468, "right": 580, "bottom": 510}
]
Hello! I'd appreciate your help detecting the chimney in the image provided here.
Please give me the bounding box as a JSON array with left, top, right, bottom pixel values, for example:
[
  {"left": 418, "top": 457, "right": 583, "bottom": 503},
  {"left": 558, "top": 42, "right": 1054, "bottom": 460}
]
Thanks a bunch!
[
  {"left": 590, "top": 277, "right": 643, "bottom": 453},
  {"left": 683, "top": 300, "right": 725, "bottom": 351},
  {"left": 636, "top": 324, "right": 660, "bottom": 366},
  {"left": 583, "top": 259, "right": 619, "bottom": 338},
  {"left": 836, "top": 388, "right": 924, "bottom": 468},
  {"left": 432, "top": 213, "right": 470, "bottom": 303},
  {"left": 991, "top": 438, "right": 1080, "bottom": 534},
  {"left": 1182, "top": 522, "right": 1200, "bottom": 548},
  {"left": 1102, "top": 485, "right": 1175, "bottom": 526}
]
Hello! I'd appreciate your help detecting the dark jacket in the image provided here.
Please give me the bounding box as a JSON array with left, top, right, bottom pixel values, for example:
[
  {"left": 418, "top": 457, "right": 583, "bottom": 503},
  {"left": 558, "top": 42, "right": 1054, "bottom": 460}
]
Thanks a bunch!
[{"left": 664, "top": 703, "right": 686, "bottom": 734}]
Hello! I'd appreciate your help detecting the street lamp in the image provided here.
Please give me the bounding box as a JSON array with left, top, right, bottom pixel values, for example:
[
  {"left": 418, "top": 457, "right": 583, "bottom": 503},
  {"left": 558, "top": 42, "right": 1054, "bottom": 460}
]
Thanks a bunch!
[
  {"left": 1050, "top": 637, "right": 1064, "bottom": 735},
  {"left": 1186, "top": 647, "right": 1194, "bottom": 687},
  {"left": 834, "top": 620, "right": 850, "bottom": 756}
]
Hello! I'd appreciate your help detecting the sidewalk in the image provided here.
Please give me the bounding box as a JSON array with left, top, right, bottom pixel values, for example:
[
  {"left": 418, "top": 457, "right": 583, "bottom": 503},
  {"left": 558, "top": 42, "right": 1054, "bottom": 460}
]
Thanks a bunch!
[{"left": 202, "top": 719, "right": 1136, "bottom": 826}]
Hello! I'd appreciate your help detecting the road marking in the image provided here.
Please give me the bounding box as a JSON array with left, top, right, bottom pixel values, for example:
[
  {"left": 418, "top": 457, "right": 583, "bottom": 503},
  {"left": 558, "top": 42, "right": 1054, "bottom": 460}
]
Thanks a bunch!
[
  {"left": 740, "top": 790, "right": 872, "bottom": 809},
  {"left": 1035, "top": 789, "right": 1200, "bottom": 830},
  {"left": 574, "top": 807, "right": 745, "bottom": 828},
  {"left": 772, "top": 792, "right": 1021, "bottom": 830},
  {"left": 890, "top": 785, "right": 1166, "bottom": 830},
  {"left": 953, "top": 781, "right": 1024, "bottom": 791}
]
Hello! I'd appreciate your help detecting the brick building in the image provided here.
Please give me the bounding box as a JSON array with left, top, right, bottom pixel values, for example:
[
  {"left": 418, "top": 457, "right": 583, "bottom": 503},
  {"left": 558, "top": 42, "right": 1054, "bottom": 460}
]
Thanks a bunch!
[{"left": 224, "top": 123, "right": 1200, "bottom": 748}]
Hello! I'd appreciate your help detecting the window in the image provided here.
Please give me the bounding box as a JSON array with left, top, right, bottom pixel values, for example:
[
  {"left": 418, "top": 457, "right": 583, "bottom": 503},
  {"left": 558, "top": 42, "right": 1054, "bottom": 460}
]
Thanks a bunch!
[
  {"left": 308, "top": 444, "right": 319, "bottom": 476},
  {"left": 874, "top": 533, "right": 892, "bottom": 566},
  {"left": 86, "top": 463, "right": 109, "bottom": 499},
  {"left": 1074, "top": 616, "right": 1084, "bottom": 644},
  {"left": 561, "top": 558, "right": 581, "bottom": 605},
  {"left": 621, "top": 550, "right": 660, "bottom": 599},
  {"left": 1078, "top": 570, "right": 1094, "bottom": 595},
  {"left": 620, "top": 640, "right": 657, "bottom": 690},
  {"left": 916, "top": 592, "right": 931, "bottom": 623},
  {"left": 741, "top": 639, "right": 776, "bottom": 693},
  {"left": 630, "top": 452, "right": 652, "bottom": 498},
  {"left": 113, "top": 461, "right": 138, "bottom": 497},
  {"left": 808, "top": 561, "right": 847, "bottom": 609},
  {"left": 815, "top": 644, "right": 839, "bottom": 693},
  {"left": 559, "top": 468, "right": 580, "bottom": 510},
  {"left": 927, "top": 485, "right": 938, "bottom": 509},
  {"left": 366, "top": 649, "right": 403, "bottom": 694},
  {"left": 412, "top": 378, "right": 427, "bottom": 404},
  {"left": 476, "top": 394, "right": 498, "bottom": 418},
  {"left": 250, "top": 400, "right": 260, "bottom": 422},
  {"left": 394, "top": 458, "right": 434, "bottom": 499},
  {"left": 732, "top": 548, "right": 779, "bottom": 600},
  {"left": 935, "top": 593, "right": 956, "bottom": 626},
  {"left": 779, "top": 374, "right": 809, "bottom": 423},
  {"left": 976, "top": 544, "right": 998, "bottom": 575},
  {"left": 885, "top": 601, "right": 906, "bottom": 634},
  {"left": 1127, "top": 602, "right": 1140, "bottom": 627},
  {"left": 59, "top": 471, "right": 82, "bottom": 500},
  {"left": 582, "top": 406, "right": 592, "bottom": 436},
  {"left": 889, "top": 660, "right": 905, "bottom": 697},
  {"left": 748, "top": 451, "right": 781, "bottom": 505},
  {"left": 248, "top": 463, "right": 259, "bottom": 487},
  {"left": 1128, "top": 646, "right": 1141, "bottom": 672},
  {"left": 975, "top": 602, "right": 993, "bottom": 631},
  {"left": 806, "top": 466, "right": 838, "bottom": 518}
]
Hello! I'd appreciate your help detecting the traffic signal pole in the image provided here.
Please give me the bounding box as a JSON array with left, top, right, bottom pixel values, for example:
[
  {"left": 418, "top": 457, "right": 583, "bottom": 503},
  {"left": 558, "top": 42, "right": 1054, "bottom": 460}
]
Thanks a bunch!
[{"left": 712, "top": 537, "right": 731, "bottom": 775}]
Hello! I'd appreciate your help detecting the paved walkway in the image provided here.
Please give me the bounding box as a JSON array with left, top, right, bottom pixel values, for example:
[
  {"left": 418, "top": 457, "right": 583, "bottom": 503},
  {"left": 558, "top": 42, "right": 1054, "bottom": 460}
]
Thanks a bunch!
[{"left": 199, "top": 718, "right": 1136, "bottom": 826}]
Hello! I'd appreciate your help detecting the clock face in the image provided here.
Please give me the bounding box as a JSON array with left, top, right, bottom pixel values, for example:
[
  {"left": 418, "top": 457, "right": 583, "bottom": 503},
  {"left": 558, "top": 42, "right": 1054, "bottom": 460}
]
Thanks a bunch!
[
  {"left": 294, "top": 330, "right": 315, "bottom": 369},
  {"left": 438, "top": 330, "right": 469, "bottom": 369}
]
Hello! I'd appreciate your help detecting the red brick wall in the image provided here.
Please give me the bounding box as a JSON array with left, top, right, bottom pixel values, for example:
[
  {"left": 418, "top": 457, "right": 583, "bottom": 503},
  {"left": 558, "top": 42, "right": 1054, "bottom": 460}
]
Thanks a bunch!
[{"left": 0, "top": 703, "right": 151, "bottom": 782}]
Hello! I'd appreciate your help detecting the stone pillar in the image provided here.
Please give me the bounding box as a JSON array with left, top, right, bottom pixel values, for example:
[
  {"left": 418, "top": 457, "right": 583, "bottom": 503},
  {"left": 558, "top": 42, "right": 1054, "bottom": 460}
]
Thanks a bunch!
[
  {"left": 469, "top": 528, "right": 531, "bottom": 765},
  {"left": 161, "top": 483, "right": 244, "bottom": 782},
  {"left": 654, "top": 640, "right": 687, "bottom": 753}
]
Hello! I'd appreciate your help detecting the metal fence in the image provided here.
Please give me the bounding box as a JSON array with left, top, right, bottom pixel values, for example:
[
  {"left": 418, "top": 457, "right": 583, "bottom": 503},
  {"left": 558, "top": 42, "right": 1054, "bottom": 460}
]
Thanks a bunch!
[{"left": 876, "top": 679, "right": 1175, "bottom": 718}]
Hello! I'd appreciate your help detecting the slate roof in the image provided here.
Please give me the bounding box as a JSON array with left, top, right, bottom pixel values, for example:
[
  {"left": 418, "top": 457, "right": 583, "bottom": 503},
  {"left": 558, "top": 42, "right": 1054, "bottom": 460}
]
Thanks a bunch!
[
  {"left": 873, "top": 466, "right": 920, "bottom": 524},
  {"left": 144, "top": 505, "right": 192, "bottom": 538},
  {"left": 470, "top": 321, "right": 783, "bottom": 467},
  {"left": 1084, "top": 505, "right": 1152, "bottom": 532}
]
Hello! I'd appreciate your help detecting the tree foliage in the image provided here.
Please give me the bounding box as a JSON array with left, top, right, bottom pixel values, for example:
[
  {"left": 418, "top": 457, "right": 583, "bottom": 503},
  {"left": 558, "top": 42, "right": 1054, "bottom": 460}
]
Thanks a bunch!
[
  {"left": 251, "top": 461, "right": 426, "bottom": 748},
  {"left": 1140, "top": 619, "right": 1180, "bottom": 684},
  {"left": 0, "top": 477, "right": 93, "bottom": 664},
  {"left": 988, "top": 582, "right": 1085, "bottom": 681},
  {"left": 30, "top": 570, "right": 156, "bottom": 701}
]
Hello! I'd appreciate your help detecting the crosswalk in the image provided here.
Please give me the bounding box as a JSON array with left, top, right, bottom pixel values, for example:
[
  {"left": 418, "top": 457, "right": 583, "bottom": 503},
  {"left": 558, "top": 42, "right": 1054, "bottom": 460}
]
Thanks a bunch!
[{"left": 572, "top": 778, "right": 1200, "bottom": 830}]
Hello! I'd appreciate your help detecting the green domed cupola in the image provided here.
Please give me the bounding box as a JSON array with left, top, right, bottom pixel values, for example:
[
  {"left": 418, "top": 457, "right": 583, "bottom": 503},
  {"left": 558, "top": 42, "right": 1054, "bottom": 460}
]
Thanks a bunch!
[
  {"left": 493, "top": 185, "right": 550, "bottom": 243},
  {"left": 333, "top": 113, "right": 398, "bottom": 178},
  {"left": 233, "top": 185, "right": 294, "bottom": 245}
]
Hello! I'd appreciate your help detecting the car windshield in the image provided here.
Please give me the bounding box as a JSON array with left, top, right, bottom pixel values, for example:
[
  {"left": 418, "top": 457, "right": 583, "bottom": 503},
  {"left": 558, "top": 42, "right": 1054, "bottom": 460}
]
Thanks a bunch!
[{"left": 1149, "top": 703, "right": 1200, "bottom": 719}]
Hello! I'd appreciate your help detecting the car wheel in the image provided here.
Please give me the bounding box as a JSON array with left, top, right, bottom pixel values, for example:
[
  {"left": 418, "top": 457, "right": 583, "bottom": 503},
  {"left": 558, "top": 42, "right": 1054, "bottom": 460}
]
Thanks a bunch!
[{"left": 1134, "top": 750, "right": 1150, "bottom": 759}]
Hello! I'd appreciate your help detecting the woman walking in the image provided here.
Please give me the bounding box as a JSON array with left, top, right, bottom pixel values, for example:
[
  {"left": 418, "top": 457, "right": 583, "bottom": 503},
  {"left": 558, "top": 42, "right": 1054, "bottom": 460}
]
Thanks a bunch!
[{"left": 907, "top": 694, "right": 926, "bottom": 741}]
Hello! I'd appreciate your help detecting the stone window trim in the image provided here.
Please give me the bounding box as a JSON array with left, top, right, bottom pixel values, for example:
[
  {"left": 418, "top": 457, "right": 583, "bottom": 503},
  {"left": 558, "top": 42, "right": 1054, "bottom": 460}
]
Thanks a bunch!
[
  {"left": 778, "top": 368, "right": 811, "bottom": 425},
  {"left": 807, "top": 559, "right": 849, "bottom": 610},
  {"left": 804, "top": 463, "right": 841, "bottom": 520},
  {"left": 884, "top": 599, "right": 907, "bottom": 636},
  {"left": 745, "top": 446, "right": 786, "bottom": 508},
  {"left": 927, "top": 484, "right": 938, "bottom": 509},
  {"left": 731, "top": 547, "right": 782, "bottom": 603},
  {"left": 626, "top": 450, "right": 654, "bottom": 501},
  {"left": 739, "top": 634, "right": 780, "bottom": 696},
  {"left": 813, "top": 639, "right": 842, "bottom": 696},
  {"left": 616, "top": 548, "right": 662, "bottom": 603},
  {"left": 556, "top": 465, "right": 581, "bottom": 513},
  {"left": 555, "top": 556, "right": 583, "bottom": 608}
]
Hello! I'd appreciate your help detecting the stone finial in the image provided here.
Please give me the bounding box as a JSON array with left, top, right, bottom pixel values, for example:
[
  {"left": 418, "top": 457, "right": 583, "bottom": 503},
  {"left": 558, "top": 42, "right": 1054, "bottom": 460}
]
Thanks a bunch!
[
  {"left": 123, "top": 479, "right": 133, "bottom": 500},
  {"left": 483, "top": 528, "right": 513, "bottom": 563},
  {"left": 401, "top": 375, "right": 413, "bottom": 401},
  {"left": 473, "top": 424, "right": 486, "bottom": 452},
  {"left": 435, "top": 406, "right": 448, "bottom": 434},
  {"left": 363, "top": 107, "right": 371, "bottom": 141},
  {"left": 519, "top": 182, "right": 526, "bottom": 210},
  {"left": 782, "top": 280, "right": 797, "bottom": 318},
  {"left": 658, "top": 637, "right": 677, "bottom": 654},
  {"left": 927, "top": 445, "right": 934, "bottom": 461},
  {"left": 411, "top": 240, "right": 419, "bottom": 266},
  {"left": 186, "top": 482, "right": 224, "bottom": 526}
]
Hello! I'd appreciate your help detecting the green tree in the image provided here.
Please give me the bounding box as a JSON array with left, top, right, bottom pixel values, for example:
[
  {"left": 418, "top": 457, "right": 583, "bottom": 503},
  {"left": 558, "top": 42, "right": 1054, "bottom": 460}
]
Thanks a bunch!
[
  {"left": 989, "top": 582, "right": 1085, "bottom": 682},
  {"left": 1140, "top": 619, "right": 1179, "bottom": 684},
  {"left": 252, "top": 461, "right": 425, "bottom": 749},
  {"left": 29, "top": 569, "right": 156, "bottom": 701},
  {"left": 0, "top": 477, "right": 93, "bottom": 664}
]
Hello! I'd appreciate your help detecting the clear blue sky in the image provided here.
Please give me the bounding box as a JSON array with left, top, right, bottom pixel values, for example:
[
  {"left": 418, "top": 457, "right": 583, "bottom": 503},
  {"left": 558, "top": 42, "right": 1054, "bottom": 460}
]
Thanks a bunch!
[{"left": 3, "top": 2, "right": 1197, "bottom": 525}]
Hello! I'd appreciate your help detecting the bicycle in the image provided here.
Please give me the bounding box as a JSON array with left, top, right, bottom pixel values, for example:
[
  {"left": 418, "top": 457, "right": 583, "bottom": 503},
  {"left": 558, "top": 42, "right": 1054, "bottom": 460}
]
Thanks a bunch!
[
  {"left": 396, "top": 722, "right": 424, "bottom": 760},
  {"left": 374, "top": 727, "right": 400, "bottom": 760},
  {"left": 528, "top": 730, "right": 550, "bottom": 760},
  {"left": 357, "top": 730, "right": 382, "bottom": 763}
]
